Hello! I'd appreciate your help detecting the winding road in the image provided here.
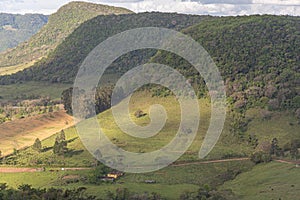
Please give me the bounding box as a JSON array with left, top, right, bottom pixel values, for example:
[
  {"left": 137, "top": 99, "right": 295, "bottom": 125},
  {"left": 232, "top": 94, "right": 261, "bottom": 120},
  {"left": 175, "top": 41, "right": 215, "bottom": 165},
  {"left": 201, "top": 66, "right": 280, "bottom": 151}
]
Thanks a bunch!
[{"left": 0, "top": 158, "right": 298, "bottom": 173}]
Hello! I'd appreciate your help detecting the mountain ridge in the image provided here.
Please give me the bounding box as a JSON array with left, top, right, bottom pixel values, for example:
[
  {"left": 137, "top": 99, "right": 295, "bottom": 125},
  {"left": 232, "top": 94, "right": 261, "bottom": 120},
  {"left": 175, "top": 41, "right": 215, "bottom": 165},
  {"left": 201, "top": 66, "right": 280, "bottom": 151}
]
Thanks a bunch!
[
  {"left": 0, "top": 13, "right": 48, "bottom": 52},
  {"left": 0, "top": 1, "right": 133, "bottom": 69}
]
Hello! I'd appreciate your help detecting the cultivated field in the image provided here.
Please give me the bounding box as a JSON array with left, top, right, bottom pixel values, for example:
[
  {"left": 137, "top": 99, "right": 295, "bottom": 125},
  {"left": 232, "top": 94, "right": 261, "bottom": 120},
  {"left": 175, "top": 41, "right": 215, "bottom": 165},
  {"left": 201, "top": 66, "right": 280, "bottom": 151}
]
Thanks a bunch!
[{"left": 0, "top": 110, "right": 73, "bottom": 156}]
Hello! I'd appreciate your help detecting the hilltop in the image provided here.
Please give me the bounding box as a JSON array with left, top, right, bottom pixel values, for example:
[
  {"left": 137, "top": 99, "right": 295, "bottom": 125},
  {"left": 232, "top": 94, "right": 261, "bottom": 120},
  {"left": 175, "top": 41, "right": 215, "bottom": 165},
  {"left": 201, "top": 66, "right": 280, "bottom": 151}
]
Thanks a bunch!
[
  {"left": 0, "top": 13, "right": 48, "bottom": 52},
  {"left": 0, "top": 1, "right": 133, "bottom": 72}
]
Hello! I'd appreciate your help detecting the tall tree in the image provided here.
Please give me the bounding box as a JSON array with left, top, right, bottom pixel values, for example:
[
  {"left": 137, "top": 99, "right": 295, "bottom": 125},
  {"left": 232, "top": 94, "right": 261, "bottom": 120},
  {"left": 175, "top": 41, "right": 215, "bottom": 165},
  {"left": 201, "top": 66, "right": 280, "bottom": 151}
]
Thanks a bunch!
[{"left": 33, "top": 138, "right": 42, "bottom": 152}]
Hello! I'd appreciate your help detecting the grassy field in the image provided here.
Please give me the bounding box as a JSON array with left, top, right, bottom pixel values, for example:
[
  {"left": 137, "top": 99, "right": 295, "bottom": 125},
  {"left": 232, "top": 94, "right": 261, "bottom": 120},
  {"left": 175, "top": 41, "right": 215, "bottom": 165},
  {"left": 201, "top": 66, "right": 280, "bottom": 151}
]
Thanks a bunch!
[
  {"left": 0, "top": 81, "right": 71, "bottom": 101},
  {"left": 0, "top": 59, "right": 40, "bottom": 76},
  {"left": 0, "top": 169, "right": 199, "bottom": 198},
  {"left": 245, "top": 108, "right": 300, "bottom": 147},
  {"left": 0, "top": 160, "right": 253, "bottom": 199},
  {"left": 221, "top": 162, "right": 300, "bottom": 200},
  {"left": 4, "top": 92, "right": 232, "bottom": 166},
  {"left": 4, "top": 92, "right": 300, "bottom": 166},
  {"left": 0, "top": 91, "right": 299, "bottom": 198}
]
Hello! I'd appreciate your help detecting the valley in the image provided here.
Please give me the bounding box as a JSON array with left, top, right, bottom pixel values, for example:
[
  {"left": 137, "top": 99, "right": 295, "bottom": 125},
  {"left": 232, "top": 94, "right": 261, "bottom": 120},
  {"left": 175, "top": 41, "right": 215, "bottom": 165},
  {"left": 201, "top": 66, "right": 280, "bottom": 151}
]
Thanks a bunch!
[{"left": 0, "top": 1, "right": 299, "bottom": 199}]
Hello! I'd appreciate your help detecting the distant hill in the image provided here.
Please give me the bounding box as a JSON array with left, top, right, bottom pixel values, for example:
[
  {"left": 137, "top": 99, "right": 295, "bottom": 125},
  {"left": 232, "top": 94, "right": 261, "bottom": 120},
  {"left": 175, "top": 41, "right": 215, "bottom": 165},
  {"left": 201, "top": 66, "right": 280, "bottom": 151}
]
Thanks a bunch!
[
  {"left": 0, "top": 1, "right": 133, "bottom": 68},
  {"left": 0, "top": 13, "right": 48, "bottom": 52}
]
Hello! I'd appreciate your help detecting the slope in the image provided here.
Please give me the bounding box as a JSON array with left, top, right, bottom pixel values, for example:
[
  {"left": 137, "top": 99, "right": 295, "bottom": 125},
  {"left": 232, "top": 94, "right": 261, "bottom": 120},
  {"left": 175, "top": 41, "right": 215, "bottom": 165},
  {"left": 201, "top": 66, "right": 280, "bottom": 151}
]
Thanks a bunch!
[
  {"left": 0, "top": 13, "right": 48, "bottom": 53},
  {"left": 221, "top": 162, "right": 300, "bottom": 200},
  {"left": 0, "top": 1, "right": 133, "bottom": 69},
  {"left": 0, "top": 12, "right": 210, "bottom": 83},
  {"left": 151, "top": 15, "right": 300, "bottom": 111},
  {"left": 1, "top": 16, "right": 299, "bottom": 112},
  {"left": 0, "top": 110, "right": 73, "bottom": 156},
  {"left": 1, "top": 91, "right": 299, "bottom": 198}
]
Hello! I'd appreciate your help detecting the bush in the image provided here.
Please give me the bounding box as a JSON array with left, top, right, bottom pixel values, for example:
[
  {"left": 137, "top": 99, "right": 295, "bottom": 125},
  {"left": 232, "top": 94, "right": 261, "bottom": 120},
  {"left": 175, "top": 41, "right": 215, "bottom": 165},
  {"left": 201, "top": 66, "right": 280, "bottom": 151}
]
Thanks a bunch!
[{"left": 251, "top": 151, "right": 272, "bottom": 164}]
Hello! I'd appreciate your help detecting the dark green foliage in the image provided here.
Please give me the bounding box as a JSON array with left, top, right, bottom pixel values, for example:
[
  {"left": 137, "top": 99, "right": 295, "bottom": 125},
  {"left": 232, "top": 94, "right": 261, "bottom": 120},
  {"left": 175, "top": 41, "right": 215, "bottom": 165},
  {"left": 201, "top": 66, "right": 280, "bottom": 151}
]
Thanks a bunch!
[
  {"left": 250, "top": 151, "right": 272, "bottom": 164},
  {"left": 270, "top": 138, "right": 283, "bottom": 156},
  {"left": 102, "top": 188, "right": 164, "bottom": 200},
  {"left": 229, "top": 110, "right": 249, "bottom": 138},
  {"left": 290, "top": 140, "right": 300, "bottom": 159},
  {"left": 248, "top": 134, "right": 259, "bottom": 148},
  {"left": 153, "top": 15, "right": 300, "bottom": 110},
  {"left": 0, "top": 13, "right": 48, "bottom": 52},
  {"left": 89, "top": 164, "right": 111, "bottom": 185},
  {"left": 0, "top": 184, "right": 96, "bottom": 200},
  {"left": 62, "top": 88, "right": 73, "bottom": 115},
  {"left": 179, "top": 185, "right": 230, "bottom": 200},
  {"left": 32, "top": 138, "right": 42, "bottom": 152},
  {"left": 53, "top": 131, "right": 68, "bottom": 155},
  {"left": 62, "top": 85, "right": 120, "bottom": 117},
  {"left": 95, "top": 86, "right": 114, "bottom": 114}
]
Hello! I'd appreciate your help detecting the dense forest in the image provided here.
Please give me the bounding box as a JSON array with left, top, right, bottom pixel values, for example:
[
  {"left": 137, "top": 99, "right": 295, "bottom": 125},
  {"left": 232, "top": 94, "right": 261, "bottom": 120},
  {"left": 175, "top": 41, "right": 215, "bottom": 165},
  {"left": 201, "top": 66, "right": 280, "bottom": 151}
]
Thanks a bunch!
[
  {"left": 0, "top": 13, "right": 48, "bottom": 52},
  {"left": 153, "top": 15, "right": 300, "bottom": 111}
]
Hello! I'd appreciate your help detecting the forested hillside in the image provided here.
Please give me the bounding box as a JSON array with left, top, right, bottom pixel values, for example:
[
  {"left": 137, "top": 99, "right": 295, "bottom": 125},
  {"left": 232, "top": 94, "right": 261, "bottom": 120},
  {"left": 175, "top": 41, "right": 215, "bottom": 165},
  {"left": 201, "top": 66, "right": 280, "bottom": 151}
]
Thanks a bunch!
[
  {"left": 0, "top": 1, "right": 133, "bottom": 68},
  {"left": 0, "top": 12, "right": 210, "bottom": 83},
  {"left": 153, "top": 15, "right": 300, "bottom": 111},
  {"left": 1, "top": 15, "right": 299, "bottom": 113},
  {"left": 0, "top": 13, "right": 48, "bottom": 52}
]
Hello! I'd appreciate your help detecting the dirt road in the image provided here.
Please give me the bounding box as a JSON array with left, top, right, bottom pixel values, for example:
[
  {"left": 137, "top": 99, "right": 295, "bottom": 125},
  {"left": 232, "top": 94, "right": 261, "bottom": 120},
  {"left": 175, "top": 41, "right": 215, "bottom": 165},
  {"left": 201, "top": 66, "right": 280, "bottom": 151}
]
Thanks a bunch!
[
  {"left": 172, "top": 158, "right": 250, "bottom": 167},
  {"left": 0, "top": 167, "right": 44, "bottom": 173},
  {"left": 1, "top": 158, "right": 298, "bottom": 173}
]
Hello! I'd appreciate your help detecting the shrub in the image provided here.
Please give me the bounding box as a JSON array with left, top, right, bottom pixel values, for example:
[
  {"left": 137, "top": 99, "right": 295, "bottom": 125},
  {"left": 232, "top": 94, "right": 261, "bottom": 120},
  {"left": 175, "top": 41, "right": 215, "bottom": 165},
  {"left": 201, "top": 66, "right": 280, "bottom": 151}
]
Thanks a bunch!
[{"left": 251, "top": 151, "right": 272, "bottom": 164}]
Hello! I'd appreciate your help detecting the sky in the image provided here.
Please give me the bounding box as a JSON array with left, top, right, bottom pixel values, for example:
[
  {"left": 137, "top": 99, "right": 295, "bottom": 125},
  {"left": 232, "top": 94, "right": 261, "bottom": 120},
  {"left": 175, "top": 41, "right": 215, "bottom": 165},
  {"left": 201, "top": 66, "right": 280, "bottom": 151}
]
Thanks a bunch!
[{"left": 0, "top": 0, "right": 299, "bottom": 16}]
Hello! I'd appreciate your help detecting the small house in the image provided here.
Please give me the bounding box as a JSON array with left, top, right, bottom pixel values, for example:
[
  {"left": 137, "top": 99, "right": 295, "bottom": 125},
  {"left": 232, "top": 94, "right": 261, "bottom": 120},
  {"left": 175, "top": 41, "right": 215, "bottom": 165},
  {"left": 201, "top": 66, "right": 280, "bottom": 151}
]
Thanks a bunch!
[{"left": 107, "top": 171, "right": 124, "bottom": 179}]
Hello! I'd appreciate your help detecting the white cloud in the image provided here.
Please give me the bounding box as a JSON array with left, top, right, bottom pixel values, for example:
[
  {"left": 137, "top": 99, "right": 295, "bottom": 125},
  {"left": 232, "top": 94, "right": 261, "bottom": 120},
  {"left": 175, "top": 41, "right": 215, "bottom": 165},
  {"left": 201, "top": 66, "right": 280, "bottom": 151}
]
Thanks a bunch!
[
  {"left": 0, "top": 0, "right": 299, "bottom": 16},
  {"left": 98, "top": 0, "right": 300, "bottom": 15}
]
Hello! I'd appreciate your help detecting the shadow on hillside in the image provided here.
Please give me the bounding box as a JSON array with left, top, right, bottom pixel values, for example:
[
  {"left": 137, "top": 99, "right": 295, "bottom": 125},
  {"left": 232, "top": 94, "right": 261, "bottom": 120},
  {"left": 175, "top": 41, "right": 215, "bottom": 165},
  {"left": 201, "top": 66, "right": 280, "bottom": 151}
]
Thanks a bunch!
[{"left": 65, "top": 149, "right": 84, "bottom": 157}]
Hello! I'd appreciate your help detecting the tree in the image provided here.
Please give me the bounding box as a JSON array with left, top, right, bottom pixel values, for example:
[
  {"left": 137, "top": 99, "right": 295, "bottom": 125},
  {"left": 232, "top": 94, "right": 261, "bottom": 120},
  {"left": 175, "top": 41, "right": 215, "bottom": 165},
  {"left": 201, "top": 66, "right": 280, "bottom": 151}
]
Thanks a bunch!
[
  {"left": 33, "top": 138, "right": 42, "bottom": 152},
  {"left": 53, "top": 141, "right": 60, "bottom": 155},
  {"left": 61, "top": 87, "right": 73, "bottom": 115},
  {"left": 251, "top": 151, "right": 272, "bottom": 164},
  {"left": 248, "top": 134, "right": 258, "bottom": 148},
  {"left": 53, "top": 132, "right": 68, "bottom": 156},
  {"left": 229, "top": 110, "right": 248, "bottom": 138},
  {"left": 53, "top": 141, "right": 67, "bottom": 156},
  {"left": 13, "top": 148, "right": 18, "bottom": 155},
  {"left": 89, "top": 165, "right": 110, "bottom": 184},
  {"left": 56, "top": 130, "right": 66, "bottom": 143},
  {"left": 94, "top": 149, "right": 102, "bottom": 161},
  {"left": 290, "top": 140, "right": 299, "bottom": 159},
  {"left": 270, "top": 138, "right": 282, "bottom": 156}
]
